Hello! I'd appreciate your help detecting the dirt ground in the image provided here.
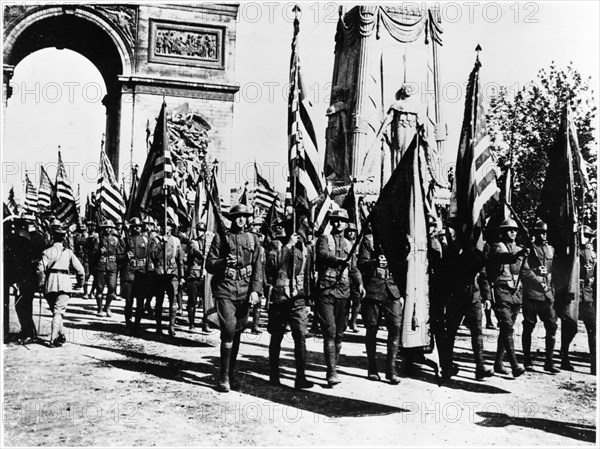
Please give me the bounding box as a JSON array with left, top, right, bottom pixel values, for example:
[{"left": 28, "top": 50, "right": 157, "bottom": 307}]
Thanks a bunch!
[{"left": 2, "top": 290, "right": 597, "bottom": 447}]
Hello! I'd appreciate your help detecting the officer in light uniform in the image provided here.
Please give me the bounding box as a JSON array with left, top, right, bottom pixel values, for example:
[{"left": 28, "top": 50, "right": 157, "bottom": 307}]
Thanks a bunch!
[{"left": 38, "top": 221, "right": 85, "bottom": 347}]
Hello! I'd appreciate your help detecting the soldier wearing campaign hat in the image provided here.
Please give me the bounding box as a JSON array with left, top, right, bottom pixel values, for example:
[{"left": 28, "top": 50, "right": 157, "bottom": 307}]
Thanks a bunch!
[
  {"left": 206, "top": 203, "right": 264, "bottom": 392},
  {"left": 315, "top": 208, "right": 365, "bottom": 387},
  {"left": 345, "top": 222, "right": 361, "bottom": 333},
  {"left": 186, "top": 221, "right": 208, "bottom": 332},
  {"left": 521, "top": 221, "right": 559, "bottom": 373},
  {"left": 91, "top": 219, "right": 125, "bottom": 317}
]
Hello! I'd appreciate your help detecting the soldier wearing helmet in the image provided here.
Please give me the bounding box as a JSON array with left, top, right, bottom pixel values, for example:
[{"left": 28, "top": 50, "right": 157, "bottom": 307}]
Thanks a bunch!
[
  {"left": 185, "top": 221, "right": 208, "bottom": 332},
  {"left": 344, "top": 222, "right": 361, "bottom": 333},
  {"left": 37, "top": 221, "right": 85, "bottom": 347},
  {"left": 248, "top": 215, "right": 267, "bottom": 335},
  {"left": 560, "top": 224, "right": 597, "bottom": 373},
  {"left": 91, "top": 219, "right": 125, "bottom": 317},
  {"left": 265, "top": 215, "right": 314, "bottom": 389},
  {"left": 521, "top": 220, "right": 559, "bottom": 373},
  {"left": 206, "top": 203, "right": 264, "bottom": 392},
  {"left": 487, "top": 218, "right": 535, "bottom": 378},
  {"left": 315, "top": 208, "right": 365, "bottom": 387},
  {"left": 148, "top": 220, "right": 183, "bottom": 336},
  {"left": 121, "top": 217, "right": 149, "bottom": 334},
  {"left": 84, "top": 221, "right": 99, "bottom": 298}
]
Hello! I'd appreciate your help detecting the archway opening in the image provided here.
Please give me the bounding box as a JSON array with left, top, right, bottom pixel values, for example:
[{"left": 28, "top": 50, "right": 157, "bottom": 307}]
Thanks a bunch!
[{"left": 3, "top": 48, "right": 107, "bottom": 208}]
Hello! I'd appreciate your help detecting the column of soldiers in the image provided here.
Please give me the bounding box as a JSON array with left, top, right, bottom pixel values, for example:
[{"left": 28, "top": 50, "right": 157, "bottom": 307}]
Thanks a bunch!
[{"left": 4, "top": 204, "right": 597, "bottom": 391}]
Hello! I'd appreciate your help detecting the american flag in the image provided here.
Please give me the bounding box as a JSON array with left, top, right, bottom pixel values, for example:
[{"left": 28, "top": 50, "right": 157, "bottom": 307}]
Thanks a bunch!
[
  {"left": 135, "top": 101, "right": 188, "bottom": 228},
  {"left": 54, "top": 151, "right": 78, "bottom": 223},
  {"left": 38, "top": 166, "right": 53, "bottom": 210},
  {"left": 254, "top": 164, "right": 282, "bottom": 213},
  {"left": 56, "top": 151, "right": 75, "bottom": 203},
  {"left": 288, "top": 6, "right": 323, "bottom": 214},
  {"left": 24, "top": 174, "right": 38, "bottom": 214},
  {"left": 97, "top": 148, "right": 125, "bottom": 223},
  {"left": 449, "top": 50, "right": 499, "bottom": 251}
]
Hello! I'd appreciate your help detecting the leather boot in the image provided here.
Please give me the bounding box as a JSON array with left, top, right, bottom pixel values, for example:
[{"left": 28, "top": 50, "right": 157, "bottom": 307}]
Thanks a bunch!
[
  {"left": 229, "top": 332, "right": 242, "bottom": 389},
  {"left": 324, "top": 341, "right": 340, "bottom": 386},
  {"left": 494, "top": 331, "right": 509, "bottom": 374},
  {"left": 217, "top": 342, "right": 232, "bottom": 392},
  {"left": 522, "top": 328, "right": 534, "bottom": 371},
  {"left": 473, "top": 333, "right": 493, "bottom": 380},
  {"left": 386, "top": 340, "right": 401, "bottom": 385},
  {"left": 251, "top": 304, "right": 262, "bottom": 334},
  {"left": 294, "top": 336, "right": 313, "bottom": 389},
  {"left": 269, "top": 334, "right": 282, "bottom": 386},
  {"left": 96, "top": 295, "right": 104, "bottom": 316},
  {"left": 502, "top": 329, "right": 524, "bottom": 377},
  {"left": 168, "top": 301, "right": 177, "bottom": 336},
  {"left": 104, "top": 295, "right": 113, "bottom": 317},
  {"left": 587, "top": 327, "right": 596, "bottom": 375},
  {"left": 365, "top": 327, "right": 380, "bottom": 381},
  {"left": 560, "top": 322, "right": 577, "bottom": 371},
  {"left": 544, "top": 335, "right": 560, "bottom": 373},
  {"left": 188, "top": 307, "right": 196, "bottom": 331},
  {"left": 349, "top": 301, "right": 360, "bottom": 332}
]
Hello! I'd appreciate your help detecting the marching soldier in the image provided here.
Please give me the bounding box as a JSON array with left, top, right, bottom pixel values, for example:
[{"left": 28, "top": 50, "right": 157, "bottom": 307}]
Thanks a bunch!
[
  {"left": 357, "top": 228, "right": 402, "bottom": 384},
  {"left": 521, "top": 221, "right": 560, "bottom": 373},
  {"left": 315, "top": 209, "right": 364, "bottom": 387},
  {"left": 346, "top": 222, "right": 361, "bottom": 333},
  {"left": 487, "top": 219, "right": 534, "bottom": 378},
  {"left": 266, "top": 217, "right": 314, "bottom": 389},
  {"left": 123, "top": 217, "right": 149, "bottom": 334},
  {"left": 562, "top": 225, "right": 597, "bottom": 373},
  {"left": 143, "top": 216, "right": 158, "bottom": 317},
  {"left": 186, "top": 222, "right": 206, "bottom": 332},
  {"left": 84, "top": 220, "right": 98, "bottom": 298},
  {"left": 206, "top": 204, "right": 263, "bottom": 392},
  {"left": 37, "top": 221, "right": 85, "bottom": 347},
  {"left": 92, "top": 220, "right": 125, "bottom": 317},
  {"left": 579, "top": 226, "right": 597, "bottom": 374},
  {"left": 149, "top": 221, "right": 183, "bottom": 336},
  {"left": 249, "top": 216, "right": 266, "bottom": 334}
]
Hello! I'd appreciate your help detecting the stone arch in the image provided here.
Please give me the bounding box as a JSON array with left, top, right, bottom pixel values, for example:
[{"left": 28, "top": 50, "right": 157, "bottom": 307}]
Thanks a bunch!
[
  {"left": 4, "top": 5, "right": 133, "bottom": 76},
  {"left": 3, "top": 5, "right": 136, "bottom": 169}
]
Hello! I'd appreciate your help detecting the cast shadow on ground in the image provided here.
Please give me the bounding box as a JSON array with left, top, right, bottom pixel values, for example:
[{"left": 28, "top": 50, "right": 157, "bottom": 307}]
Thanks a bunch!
[
  {"left": 78, "top": 342, "right": 409, "bottom": 419},
  {"left": 476, "top": 411, "right": 596, "bottom": 443}
]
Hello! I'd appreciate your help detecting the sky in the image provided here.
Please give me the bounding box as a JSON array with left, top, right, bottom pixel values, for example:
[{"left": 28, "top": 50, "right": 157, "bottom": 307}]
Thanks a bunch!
[{"left": 2, "top": 1, "right": 599, "bottom": 205}]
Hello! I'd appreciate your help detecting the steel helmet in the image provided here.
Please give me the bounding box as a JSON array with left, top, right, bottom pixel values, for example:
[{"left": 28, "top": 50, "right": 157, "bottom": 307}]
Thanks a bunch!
[
  {"left": 534, "top": 221, "right": 548, "bottom": 232},
  {"left": 328, "top": 209, "right": 349, "bottom": 222},
  {"left": 227, "top": 204, "right": 253, "bottom": 219},
  {"left": 129, "top": 217, "right": 142, "bottom": 226},
  {"left": 100, "top": 219, "right": 116, "bottom": 228},
  {"left": 498, "top": 219, "right": 519, "bottom": 230}
]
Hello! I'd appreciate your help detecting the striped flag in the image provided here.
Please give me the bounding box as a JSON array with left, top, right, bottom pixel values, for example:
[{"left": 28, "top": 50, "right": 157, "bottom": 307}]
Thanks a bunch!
[
  {"left": 313, "top": 185, "right": 335, "bottom": 235},
  {"left": 449, "top": 50, "right": 500, "bottom": 251},
  {"left": 24, "top": 174, "right": 38, "bottom": 214},
  {"left": 54, "top": 151, "right": 77, "bottom": 223},
  {"left": 38, "top": 166, "right": 53, "bottom": 210},
  {"left": 56, "top": 151, "right": 75, "bottom": 203},
  {"left": 97, "top": 148, "right": 126, "bottom": 222},
  {"left": 125, "top": 166, "right": 139, "bottom": 221},
  {"left": 134, "top": 101, "right": 179, "bottom": 225},
  {"left": 288, "top": 7, "right": 323, "bottom": 215},
  {"left": 254, "top": 164, "right": 280, "bottom": 211}
]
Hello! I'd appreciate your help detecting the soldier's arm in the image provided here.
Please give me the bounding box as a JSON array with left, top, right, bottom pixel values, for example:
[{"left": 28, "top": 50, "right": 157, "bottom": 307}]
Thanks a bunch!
[
  {"left": 316, "top": 235, "right": 341, "bottom": 267},
  {"left": 70, "top": 250, "right": 86, "bottom": 284},
  {"left": 205, "top": 233, "right": 225, "bottom": 274},
  {"left": 349, "top": 252, "right": 363, "bottom": 288},
  {"left": 265, "top": 241, "right": 282, "bottom": 282},
  {"left": 489, "top": 243, "right": 523, "bottom": 264}
]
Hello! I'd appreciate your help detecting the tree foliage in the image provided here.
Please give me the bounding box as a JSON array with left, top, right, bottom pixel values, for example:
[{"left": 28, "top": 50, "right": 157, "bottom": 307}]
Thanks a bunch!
[{"left": 486, "top": 62, "right": 597, "bottom": 229}]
